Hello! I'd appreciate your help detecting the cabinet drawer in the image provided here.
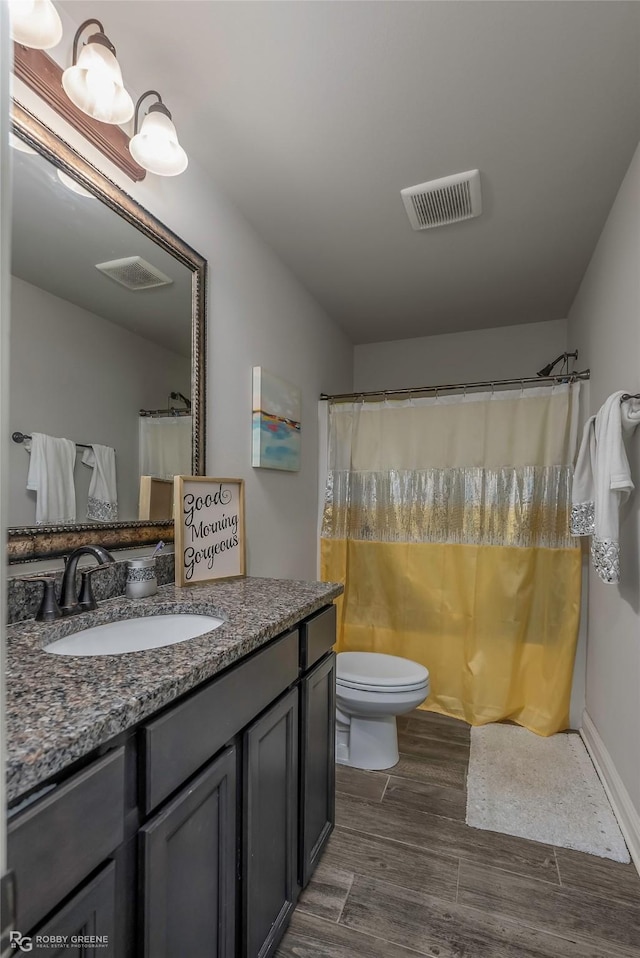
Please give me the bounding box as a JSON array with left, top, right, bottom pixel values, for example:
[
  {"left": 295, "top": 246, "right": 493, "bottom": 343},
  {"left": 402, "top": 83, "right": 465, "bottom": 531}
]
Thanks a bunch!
[
  {"left": 8, "top": 748, "right": 125, "bottom": 933},
  {"left": 300, "top": 605, "right": 336, "bottom": 671},
  {"left": 142, "top": 629, "right": 299, "bottom": 813}
]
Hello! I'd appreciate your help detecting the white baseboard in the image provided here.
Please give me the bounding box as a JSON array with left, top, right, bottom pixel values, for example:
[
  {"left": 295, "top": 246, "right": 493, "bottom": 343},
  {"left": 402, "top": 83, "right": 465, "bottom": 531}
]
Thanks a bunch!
[{"left": 581, "top": 710, "right": 640, "bottom": 875}]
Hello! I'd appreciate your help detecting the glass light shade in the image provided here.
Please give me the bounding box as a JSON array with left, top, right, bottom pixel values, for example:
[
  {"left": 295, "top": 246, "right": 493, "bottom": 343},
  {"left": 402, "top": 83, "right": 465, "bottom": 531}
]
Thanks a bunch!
[
  {"left": 9, "top": 0, "right": 63, "bottom": 49},
  {"left": 62, "top": 41, "right": 134, "bottom": 125},
  {"left": 56, "top": 169, "right": 94, "bottom": 198},
  {"left": 129, "top": 109, "right": 188, "bottom": 176}
]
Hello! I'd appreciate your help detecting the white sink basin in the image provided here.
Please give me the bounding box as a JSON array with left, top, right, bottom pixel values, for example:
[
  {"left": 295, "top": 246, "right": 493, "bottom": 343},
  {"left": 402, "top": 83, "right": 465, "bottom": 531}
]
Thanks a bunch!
[{"left": 44, "top": 613, "right": 225, "bottom": 657}]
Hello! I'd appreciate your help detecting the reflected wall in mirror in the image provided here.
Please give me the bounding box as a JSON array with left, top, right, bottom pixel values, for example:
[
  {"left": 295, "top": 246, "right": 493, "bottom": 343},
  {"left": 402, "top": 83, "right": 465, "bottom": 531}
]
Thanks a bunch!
[{"left": 7, "top": 103, "right": 206, "bottom": 562}]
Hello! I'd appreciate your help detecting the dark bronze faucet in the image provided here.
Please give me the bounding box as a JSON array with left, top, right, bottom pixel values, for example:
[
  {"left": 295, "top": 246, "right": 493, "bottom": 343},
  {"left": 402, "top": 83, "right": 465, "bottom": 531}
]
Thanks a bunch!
[{"left": 59, "top": 545, "right": 116, "bottom": 615}]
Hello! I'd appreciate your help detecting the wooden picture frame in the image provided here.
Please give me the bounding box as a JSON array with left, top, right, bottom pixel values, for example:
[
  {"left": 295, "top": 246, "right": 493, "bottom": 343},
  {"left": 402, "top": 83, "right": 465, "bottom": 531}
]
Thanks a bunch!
[{"left": 174, "top": 477, "right": 246, "bottom": 587}]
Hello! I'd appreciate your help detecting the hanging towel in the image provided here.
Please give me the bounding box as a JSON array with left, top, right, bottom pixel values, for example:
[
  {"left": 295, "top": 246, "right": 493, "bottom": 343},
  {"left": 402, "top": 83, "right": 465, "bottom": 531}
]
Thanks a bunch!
[
  {"left": 82, "top": 444, "right": 118, "bottom": 521},
  {"left": 25, "top": 432, "right": 77, "bottom": 524},
  {"left": 571, "top": 391, "right": 640, "bottom": 583}
]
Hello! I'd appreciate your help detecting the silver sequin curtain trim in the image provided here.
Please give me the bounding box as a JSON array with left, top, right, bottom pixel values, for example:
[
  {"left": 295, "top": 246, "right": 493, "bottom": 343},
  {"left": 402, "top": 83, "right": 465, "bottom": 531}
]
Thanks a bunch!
[{"left": 322, "top": 465, "right": 575, "bottom": 549}]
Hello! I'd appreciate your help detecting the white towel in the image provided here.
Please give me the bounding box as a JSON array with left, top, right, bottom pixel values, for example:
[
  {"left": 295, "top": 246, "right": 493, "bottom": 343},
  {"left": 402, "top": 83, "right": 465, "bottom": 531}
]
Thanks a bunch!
[
  {"left": 571, "top": 391, "right": 640, "bottom": 583},
  {"left": 25, "top": 432, "right": 77, "bottom": 524},
  {"left": 82, "top": 444, "right": 118, "bottom": 521}
]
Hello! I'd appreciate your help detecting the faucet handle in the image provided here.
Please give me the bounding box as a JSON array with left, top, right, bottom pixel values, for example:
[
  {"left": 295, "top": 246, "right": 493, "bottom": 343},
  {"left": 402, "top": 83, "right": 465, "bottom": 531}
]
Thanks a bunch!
[
  {"left": 18, "top": 574, "right": 62, "bottom": 623},
  {"left": 77, "top": 562, "right": 113, "bottom": 613}
]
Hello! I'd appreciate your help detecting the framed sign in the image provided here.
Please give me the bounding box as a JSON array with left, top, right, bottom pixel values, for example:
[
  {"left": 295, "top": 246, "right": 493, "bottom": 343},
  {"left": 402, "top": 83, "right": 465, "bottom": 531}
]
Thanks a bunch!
[{"left": 174, "top": 477, "right": 245, "bottom": 586}]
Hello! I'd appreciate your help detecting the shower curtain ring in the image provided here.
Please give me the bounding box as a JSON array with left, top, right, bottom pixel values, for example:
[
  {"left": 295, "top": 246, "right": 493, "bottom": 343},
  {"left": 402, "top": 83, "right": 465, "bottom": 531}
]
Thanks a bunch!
[
  {"left": 520, "top": 379, "right": 525, "bottom": 398},
  {"left": 491, "top": 382, "right": 495, "bottom": 398}
]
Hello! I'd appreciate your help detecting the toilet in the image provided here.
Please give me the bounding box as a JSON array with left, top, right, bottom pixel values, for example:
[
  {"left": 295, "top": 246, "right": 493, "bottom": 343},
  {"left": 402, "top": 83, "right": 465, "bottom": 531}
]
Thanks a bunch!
[{"left": 335, "top": 652, "right": 430, "bottom": 770}]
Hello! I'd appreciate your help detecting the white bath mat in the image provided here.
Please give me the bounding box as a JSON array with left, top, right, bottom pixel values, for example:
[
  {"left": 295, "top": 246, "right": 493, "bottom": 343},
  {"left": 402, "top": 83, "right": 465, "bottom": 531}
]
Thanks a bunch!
[{"left": 466, "top": 725, "right": 630, "bottom": 862}]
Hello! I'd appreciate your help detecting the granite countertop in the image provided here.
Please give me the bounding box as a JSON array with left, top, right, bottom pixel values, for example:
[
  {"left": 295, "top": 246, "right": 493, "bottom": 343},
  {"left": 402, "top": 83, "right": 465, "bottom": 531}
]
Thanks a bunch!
[{"left": 5, "top": 576, "right": 343, "bottom": 804}]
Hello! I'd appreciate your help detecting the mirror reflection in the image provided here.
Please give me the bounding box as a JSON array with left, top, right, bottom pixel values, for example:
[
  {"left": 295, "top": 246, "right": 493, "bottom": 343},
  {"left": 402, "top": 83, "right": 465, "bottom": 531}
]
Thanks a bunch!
[{"left": 9, "top": 137, "right": 193, "bottom": 526}]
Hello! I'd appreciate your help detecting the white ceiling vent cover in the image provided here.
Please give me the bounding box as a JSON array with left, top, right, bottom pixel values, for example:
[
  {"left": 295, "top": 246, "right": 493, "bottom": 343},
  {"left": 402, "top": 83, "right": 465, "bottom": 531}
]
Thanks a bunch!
[
  {"left": 95, "top": 256, "right": 173, "bottom": 290},
  {"left": 401, "top": 169, "right": 482, "bottom": 231}
]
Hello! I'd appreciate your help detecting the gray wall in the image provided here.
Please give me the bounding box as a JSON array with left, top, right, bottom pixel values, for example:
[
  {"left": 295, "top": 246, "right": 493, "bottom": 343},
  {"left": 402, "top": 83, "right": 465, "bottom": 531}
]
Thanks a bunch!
[
  {"left": 8, "top": 277, "right": 191, "bottom": 525},
  {"left": 568, "top": 142, "right": 640, "bottom": 830},
  {"left": 354, "top": 318, "right": 569, "bottom": 392}
]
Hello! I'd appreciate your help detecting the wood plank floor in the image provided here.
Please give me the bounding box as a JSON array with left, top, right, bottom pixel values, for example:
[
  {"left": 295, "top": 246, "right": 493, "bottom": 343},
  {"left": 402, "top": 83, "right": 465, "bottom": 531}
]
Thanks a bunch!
[{"left": 277, "top": 709, "right": 640, "bottom": 958}]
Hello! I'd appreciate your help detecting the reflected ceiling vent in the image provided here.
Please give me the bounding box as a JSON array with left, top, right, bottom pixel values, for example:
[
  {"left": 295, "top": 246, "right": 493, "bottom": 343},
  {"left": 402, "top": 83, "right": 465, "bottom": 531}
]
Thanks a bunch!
[
  {"left": 95, "top": 256, "right": 173, "bottom": 290},
  {"left": 401, "top": 169, "right": 482, "bottom": 230}
]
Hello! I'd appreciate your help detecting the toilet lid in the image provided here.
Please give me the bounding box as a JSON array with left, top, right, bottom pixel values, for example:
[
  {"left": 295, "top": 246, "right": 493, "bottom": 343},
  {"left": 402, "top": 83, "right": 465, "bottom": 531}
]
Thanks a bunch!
[{"left": 336, "top": 652, "right": 429, "bottom": 692}]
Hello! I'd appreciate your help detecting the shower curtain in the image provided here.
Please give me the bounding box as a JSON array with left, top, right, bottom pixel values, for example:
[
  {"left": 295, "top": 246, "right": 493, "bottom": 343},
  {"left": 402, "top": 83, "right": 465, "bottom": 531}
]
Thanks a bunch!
[
  {"left": 139, "top": 415, "right": 193, "bottom": 479},
  {"left": 321, "top": 384, "right": 582, "bottom": 736}
]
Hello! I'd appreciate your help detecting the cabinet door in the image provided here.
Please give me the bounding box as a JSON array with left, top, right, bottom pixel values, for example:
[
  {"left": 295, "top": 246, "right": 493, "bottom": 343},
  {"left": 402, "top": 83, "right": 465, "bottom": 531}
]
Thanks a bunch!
[
  {"left": 300, "top": 653, "right": 336, "bottom": 888},
  {"left": 243, "top": 687, "right": 299, "bottom": 958},
  {"left": 140, "top": 746, "right": 236, "bottom": 958},
  {"left": 29, "top": 861, "right": 116, "bottom": 958}
]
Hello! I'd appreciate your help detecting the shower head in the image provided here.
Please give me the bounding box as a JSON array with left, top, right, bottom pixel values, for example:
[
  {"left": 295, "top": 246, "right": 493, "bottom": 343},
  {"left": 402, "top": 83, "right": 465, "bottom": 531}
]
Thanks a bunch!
[{"left": 537, "top": 351, "right": 578, "bottom": 378}]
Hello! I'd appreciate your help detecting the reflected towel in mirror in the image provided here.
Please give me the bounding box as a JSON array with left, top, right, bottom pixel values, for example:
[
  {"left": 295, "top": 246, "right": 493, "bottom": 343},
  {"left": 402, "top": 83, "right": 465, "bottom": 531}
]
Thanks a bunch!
[
  {"left": 82, "top": 444, "right": 118, "bottom": 522},
  {"left": 25, "top": 432, "right": 77, "bottom": 524}
]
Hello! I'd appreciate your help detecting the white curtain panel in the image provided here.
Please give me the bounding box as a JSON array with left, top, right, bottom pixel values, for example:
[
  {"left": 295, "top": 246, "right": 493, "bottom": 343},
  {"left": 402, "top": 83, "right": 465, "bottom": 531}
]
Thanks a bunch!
[{"left": 139, "top": 416, "right": 192, "bottom": 480}]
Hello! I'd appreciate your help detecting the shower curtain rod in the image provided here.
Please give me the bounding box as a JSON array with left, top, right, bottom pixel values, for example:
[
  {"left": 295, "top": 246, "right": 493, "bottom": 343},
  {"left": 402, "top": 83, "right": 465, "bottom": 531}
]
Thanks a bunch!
[{"left": 320, "top": 369, "right": 590, "bottom": 403}]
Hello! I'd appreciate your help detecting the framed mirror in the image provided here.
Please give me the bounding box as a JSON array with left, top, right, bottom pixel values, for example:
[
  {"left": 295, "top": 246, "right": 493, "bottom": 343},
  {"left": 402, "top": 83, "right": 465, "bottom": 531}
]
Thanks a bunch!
[{"left": 7, "top": 101, "right": 206, "bottom": 563}]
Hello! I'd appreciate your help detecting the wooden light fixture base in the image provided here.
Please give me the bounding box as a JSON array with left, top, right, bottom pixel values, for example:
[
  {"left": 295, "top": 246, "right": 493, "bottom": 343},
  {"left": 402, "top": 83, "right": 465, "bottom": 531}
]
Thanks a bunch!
[{"left": 13, "top": 42, "right": 146, "bottom": 182}]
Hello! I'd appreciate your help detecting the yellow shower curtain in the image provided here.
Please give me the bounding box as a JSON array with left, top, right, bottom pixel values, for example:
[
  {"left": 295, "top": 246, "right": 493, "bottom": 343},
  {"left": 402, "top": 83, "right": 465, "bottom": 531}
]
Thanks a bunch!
[{"left": 321, "top": 385, "right": 582, "bottom": 736}]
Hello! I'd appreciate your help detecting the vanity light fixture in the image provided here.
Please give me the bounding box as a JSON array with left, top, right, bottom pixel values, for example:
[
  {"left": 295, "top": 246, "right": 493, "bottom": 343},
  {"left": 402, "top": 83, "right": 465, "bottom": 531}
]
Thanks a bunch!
[
  {"left": 62, "top": 19, "right": 134, "bottom": 125},
  {"left": 8, "top": 0, "right": 62, "bottom": 50},
  {"left": 129, "top": 91, "right": 188, "bottom": 177}
]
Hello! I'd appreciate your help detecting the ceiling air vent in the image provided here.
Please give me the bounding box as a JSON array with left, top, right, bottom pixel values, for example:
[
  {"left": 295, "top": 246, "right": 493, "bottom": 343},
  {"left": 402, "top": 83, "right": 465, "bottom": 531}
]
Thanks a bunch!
[
  {"left": 95, "top": 256, "right": 173, "bottom": 290},
  {"left": 401, "top": 169, "right": 482, "bottom": 231}
]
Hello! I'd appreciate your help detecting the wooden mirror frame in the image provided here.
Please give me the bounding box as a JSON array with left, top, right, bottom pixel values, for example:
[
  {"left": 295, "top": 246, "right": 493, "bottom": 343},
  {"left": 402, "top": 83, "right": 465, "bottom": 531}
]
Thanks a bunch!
[{"left": 7, "top": 101, "right": 207, "bottom": 563}]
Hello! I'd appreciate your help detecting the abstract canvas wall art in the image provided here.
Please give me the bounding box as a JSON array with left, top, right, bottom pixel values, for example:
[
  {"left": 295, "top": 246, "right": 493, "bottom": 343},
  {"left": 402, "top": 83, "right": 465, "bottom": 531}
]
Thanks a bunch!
[{"left": 252, "top": 367, "right": 301, "bottom": 471}]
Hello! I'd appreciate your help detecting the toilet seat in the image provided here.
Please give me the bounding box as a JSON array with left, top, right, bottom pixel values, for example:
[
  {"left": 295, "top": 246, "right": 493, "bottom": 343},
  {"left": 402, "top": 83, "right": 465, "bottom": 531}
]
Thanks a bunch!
[
  {"left": 337, "top": 652, "right": 429, "bottom": 693},
  {"left": 337, "top": 676, "right": 428, "bottom": 693}
]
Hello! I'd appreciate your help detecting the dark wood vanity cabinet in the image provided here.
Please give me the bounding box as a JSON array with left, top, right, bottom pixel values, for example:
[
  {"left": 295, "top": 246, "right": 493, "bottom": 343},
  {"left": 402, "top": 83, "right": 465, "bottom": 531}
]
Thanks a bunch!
[
  {"left": 140, "top": 746, "right": 237, "bottom": 958},
  {"left": 29, "top": 863, "right": 117, "bottom": 958},
  {"left": 299, "top": 652, "right": 336, "bottom": 888},
  {"left": 243, "top": 688, "right": 299, "bottom": 958},
  {"left": 7, "top": 603, "right": 337, "bottom": 958}
]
